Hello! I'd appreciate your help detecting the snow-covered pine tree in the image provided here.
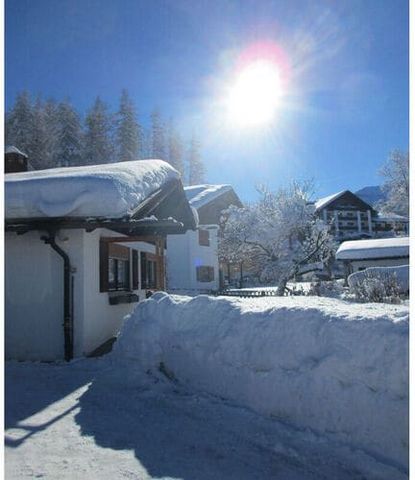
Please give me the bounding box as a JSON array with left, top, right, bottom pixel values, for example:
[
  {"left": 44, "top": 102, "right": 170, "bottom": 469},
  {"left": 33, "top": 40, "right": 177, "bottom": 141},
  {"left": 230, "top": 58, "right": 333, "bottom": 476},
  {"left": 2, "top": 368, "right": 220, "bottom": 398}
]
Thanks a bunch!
[
  {"left": 377, "top": 150, "right": 409, "bottom": 217},
  {"left": 5, "top": 90, "right": 34, "bottom": 158},
  {"left": 140, "top": 127, "right": 152, "bottom": 159},
  {"left": 43, "top": 98, "right": 60, "bottom": 167},
  {"left": 30, "top": 97, "right": 54, "bottom": 170},
  {"left": 83, "top": 97, "right": 114, "bottom": 165},
  {"left": 150, "top": 109, "right": 166, "bottom": 159},
  {"left": 167, "top": 120, "right": 185, "bottom": 177},
  {"left": 188, "top": 134, "right": 205, "bottom": 185},
  {"left": 56, "top": 99, "right": 83, "bottom": 167},
  {"left": 116, "top": 89, "right": 141, "bottom": 162}
]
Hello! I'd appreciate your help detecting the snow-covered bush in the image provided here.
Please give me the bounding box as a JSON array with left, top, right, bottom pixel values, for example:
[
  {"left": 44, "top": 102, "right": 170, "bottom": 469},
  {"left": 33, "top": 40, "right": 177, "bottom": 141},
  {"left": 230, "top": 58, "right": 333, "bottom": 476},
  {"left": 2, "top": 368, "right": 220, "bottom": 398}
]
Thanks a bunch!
[
  {"left": 349, "top": 269, "right": 402, "bottom": 303},
  {"left": 308, "top": 279, "right": 345, "bottom": 298}
]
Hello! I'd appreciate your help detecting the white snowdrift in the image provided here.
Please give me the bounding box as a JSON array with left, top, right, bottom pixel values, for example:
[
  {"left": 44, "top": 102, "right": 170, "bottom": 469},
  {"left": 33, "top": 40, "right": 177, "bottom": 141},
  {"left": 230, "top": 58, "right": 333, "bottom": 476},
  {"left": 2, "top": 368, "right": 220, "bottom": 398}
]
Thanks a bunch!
[
  {"left": 113, "top": 293, "right": 409, "bottom": 470},
  {"left": 5, "top": 159, "right": 179, "bottom": 219},
  {"left": 348, "top": 265, "right": 409, "bottom": 293}
]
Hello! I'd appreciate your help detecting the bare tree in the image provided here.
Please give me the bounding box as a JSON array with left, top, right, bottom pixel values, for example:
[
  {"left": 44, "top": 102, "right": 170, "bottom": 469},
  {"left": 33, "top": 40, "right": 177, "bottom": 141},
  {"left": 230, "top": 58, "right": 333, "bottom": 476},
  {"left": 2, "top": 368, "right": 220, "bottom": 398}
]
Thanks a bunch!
[{"left": 377, "top": 150, "right": 409, "bottom": 217}]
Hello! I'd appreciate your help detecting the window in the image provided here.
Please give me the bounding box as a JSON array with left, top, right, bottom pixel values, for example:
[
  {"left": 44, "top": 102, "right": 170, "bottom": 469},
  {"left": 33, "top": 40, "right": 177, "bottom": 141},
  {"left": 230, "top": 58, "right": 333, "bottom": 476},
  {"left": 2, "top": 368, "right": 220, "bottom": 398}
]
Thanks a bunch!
[
  {"left": 100, "top": 241, "right": 139, "bottom": 293},
  {"left": 107, "top": 243, "right": 130, "bottom": 291},
  {"left": 196, "top": 266, "right": 214, "bottom": 282},
  {"left": 108, "top": 257, "right": 130, "bottom": 291},
  {"left": 198, "top": 229, "right": 210, "bottom": 246},
  {"left": 141, "top": 252, "right": 158, "bottom": 289}
]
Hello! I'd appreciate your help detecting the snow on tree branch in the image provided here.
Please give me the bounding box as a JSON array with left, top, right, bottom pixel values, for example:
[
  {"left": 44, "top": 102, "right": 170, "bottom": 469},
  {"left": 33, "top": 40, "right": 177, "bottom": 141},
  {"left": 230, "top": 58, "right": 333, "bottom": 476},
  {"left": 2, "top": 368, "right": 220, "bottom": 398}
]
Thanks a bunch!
[{"left": 220, "top": 182, "right": 335, "bottom": 294}]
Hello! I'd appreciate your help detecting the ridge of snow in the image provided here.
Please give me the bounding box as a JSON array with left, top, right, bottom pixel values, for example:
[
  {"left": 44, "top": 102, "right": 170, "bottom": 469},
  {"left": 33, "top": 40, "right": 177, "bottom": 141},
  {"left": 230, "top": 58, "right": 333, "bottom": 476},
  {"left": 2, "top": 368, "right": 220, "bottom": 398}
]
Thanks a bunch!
[
  {"left": 113, "top": 293, "right": 409, "bottom": 469},
  {"left": 185, "top": 184, "right": 232, "bottom": 210},
  {"left": 5, "top": 159, "right": 180, "bottom": 219},
  {"left": 336, "top": 237, "right": 409, "bottom": 260}
]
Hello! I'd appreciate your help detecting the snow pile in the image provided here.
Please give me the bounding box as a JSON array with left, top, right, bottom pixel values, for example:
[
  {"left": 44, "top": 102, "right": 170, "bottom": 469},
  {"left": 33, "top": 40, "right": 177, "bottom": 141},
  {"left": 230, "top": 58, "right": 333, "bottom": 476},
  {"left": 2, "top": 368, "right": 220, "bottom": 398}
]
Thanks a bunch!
[
  {"left": 5, "top": 159, "right": 180, "bottom": 219},
  {"left": 185, "top": 184, "right": 232, "bottom": 210},
  {"left": 113, "top": 293, "right": 409, "bottom": 470},
  {"left": 336, "top": 237, "right": 409, "bottom": 260},
  {"left": 348, "top": 265, "right": 409, "bottom": 294}
]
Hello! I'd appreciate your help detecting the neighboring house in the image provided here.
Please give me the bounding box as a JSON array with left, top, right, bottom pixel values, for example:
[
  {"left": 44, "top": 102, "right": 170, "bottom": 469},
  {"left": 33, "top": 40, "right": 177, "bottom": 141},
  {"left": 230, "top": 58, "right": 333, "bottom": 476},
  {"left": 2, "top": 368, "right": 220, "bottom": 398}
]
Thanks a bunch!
[
  {"left": 166, "top": 184, "right": 242, "bottom": 292},
  {"left": 5, "top": 146, "right": 33, "bottom": 173},
  {"left": 5, "top": 159, "right": 196, "bottom": 361},
  {"left": 336, "top": 237, "right": 409, "bottom": 276},
  {"left": 313, "top": 190, "right": 408, "bottom": 240}
]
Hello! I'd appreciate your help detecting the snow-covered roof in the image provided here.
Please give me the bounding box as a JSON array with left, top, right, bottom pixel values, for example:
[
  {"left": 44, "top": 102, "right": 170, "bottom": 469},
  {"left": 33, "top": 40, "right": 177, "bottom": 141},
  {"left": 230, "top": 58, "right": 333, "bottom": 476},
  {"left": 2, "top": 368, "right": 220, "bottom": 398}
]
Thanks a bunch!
[
  {"left": 5, "top": 145, "right": 28, "bottom": 157},
  {"left": 185, "top": 184, "right": 233, "bottom": 210},
  {"left": 5, "top": 159, "right": 180, "bottom": 219},
  {"left": 336, "top": 237, "right": 409, "bottom": 261},
  {"left": 314, "top": 191, "right": 347, "bottom": 211},
  {"left": 374, "top": 213, "right": 409, "bottom": 222}
]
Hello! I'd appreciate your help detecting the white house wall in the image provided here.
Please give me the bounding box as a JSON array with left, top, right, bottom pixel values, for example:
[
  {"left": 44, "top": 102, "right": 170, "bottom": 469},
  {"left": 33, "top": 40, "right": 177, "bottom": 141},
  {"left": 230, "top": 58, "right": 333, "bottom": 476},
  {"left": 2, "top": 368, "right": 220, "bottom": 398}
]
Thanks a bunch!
[
  {"left": 80, "top": 229, "right": 157, "bottom": 356},
  {"left": 5, "top": 227, "right": 159, "bottom": 361},
  {"left": 167, "top": 227, "right": 219, "bottom": 292},
  {"left": 5, "top": 229, "right": 85, "bottom": 361}
]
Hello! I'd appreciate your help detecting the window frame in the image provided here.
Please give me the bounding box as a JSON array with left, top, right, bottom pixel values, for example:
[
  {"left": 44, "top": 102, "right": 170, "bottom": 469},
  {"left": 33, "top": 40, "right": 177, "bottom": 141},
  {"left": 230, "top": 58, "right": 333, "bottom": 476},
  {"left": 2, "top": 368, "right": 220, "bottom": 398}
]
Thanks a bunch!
[
  {"left": 196, "top": 265, "right": 215, "bottom": 283},
  {"left": 198, "top": 229, "right": 210, "bottom": 247}
]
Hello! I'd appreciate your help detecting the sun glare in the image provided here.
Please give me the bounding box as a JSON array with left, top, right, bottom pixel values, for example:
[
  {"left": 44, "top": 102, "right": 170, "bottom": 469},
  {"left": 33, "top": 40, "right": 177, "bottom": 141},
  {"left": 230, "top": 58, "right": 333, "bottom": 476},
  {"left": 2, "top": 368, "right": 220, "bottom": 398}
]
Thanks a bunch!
[{"left": 227, "top": 59, "right": 283, "bottom": 128}]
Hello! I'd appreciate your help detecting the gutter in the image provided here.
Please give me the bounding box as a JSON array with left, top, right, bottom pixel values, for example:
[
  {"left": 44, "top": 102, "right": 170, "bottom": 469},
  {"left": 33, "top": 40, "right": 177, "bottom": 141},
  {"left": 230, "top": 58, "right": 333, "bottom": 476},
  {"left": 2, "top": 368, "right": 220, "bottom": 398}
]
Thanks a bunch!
[{"left": 41, "top": 231, "right": 73, "bottom": 362}]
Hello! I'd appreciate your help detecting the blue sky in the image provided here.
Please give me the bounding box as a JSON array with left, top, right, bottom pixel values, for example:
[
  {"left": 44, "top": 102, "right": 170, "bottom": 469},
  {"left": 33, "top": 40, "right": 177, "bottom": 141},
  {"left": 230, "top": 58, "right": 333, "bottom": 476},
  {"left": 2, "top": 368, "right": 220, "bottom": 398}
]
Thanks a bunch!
[{"left": 6, "top": 0, "right": 409, "bottom": 202}]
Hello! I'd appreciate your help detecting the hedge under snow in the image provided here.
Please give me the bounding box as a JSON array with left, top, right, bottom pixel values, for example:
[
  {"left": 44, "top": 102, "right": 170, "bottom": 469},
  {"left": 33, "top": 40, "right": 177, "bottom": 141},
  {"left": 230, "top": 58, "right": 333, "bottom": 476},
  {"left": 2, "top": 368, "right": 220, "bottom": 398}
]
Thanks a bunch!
[{"left": 113, "top": 293, "right": 409, "bottom": 470}]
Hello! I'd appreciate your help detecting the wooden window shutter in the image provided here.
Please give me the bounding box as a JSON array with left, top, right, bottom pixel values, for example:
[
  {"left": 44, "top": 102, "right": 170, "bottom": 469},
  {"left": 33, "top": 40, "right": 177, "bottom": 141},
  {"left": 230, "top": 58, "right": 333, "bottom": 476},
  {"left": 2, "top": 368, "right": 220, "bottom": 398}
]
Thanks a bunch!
[
  {"left": 132, "top": 249, "right": 139, "bottom": 290},
  {"left": 140, "top": 252, "right": 147, "bottom": 286},
  {"left": 99, "top": 240, "right": 109, "bottom": 292},
  {"left": 198, "top": 229, "right": 210, "bottom": 246}
]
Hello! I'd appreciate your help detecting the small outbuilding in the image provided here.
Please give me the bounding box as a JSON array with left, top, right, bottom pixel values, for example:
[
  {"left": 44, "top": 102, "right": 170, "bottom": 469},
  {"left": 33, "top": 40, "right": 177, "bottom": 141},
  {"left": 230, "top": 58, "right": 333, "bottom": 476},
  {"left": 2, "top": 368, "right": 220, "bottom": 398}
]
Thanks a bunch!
[
  {"left": 336, "top": 237, "right": 409, "bottom": 276},
  {"left": 5, "top": 159, "right": 196, "bottom": 361}
]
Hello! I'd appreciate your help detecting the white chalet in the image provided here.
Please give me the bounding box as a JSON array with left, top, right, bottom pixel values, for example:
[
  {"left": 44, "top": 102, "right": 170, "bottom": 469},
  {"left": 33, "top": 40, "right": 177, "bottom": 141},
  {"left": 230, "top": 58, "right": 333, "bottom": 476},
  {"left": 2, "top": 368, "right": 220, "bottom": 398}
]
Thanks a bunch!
[
  {"left": 313, "top": 190, "right": 408, "bottom": 239},
  {"left": 5, "top": 158, "right": 196, "bottom": 361},
  {"left": 166, "top": 184, "right": 242, "bottom": 292}
]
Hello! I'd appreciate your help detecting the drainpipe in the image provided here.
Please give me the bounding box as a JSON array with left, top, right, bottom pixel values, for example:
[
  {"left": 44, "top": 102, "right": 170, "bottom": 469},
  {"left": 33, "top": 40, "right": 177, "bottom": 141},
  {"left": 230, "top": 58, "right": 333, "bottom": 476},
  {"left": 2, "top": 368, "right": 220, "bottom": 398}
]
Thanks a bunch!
[{"left": 41, "top": 231, "right": 73, "bottom": 361}]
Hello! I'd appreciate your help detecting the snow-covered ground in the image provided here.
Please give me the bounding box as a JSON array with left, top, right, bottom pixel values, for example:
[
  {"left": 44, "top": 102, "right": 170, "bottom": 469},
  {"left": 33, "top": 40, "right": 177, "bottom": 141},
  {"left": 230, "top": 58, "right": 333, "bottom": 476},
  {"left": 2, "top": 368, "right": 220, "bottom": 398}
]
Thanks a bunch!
[
  {"left": 6, "top": 293, "right": 408, "bottom": 479},
  {"left": 5, "top": 357, "right": 406, "bottom": 480}
]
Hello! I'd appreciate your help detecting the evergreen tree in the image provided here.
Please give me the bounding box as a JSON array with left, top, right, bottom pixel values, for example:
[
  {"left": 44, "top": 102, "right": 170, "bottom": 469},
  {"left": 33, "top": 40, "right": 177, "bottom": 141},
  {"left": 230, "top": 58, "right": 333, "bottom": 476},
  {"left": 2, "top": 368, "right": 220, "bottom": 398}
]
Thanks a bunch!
[
  {"left": 30, "top": 97, "right": 52, "bottom": 169},
  {"left": 140, "top": 126, "right": 152, "bottom": 159},
  {"left": 188, "top": 134, "right": 205, "bottom": 185},
  {"left": 56, "top": 99, "right": 83, "bottom": 167},
  {"left": 5, "top": 90, "right": 34, "bottom": 157},
  {"left": 43, "top": 98, "right": 60, "bottom": 168},
  {"left": 116, "top": 89, "right": 141, "bottom": 162},
  {"left": 150, "top": 109, "right": 166, "bottom": 159},
  {"left": 167, "top": 120, "right": 185, "bottom": 177},
  {"left": 84, "top": 97, "right": 114, "bottom": 165}
]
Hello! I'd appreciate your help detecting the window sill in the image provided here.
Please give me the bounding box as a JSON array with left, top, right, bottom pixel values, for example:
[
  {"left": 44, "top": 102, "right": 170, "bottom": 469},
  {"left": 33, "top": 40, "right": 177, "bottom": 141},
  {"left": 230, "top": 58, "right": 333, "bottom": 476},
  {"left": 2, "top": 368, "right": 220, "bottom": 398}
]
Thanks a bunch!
[{"left": 108, "top": 292, "right": 139, "bottom": 305}]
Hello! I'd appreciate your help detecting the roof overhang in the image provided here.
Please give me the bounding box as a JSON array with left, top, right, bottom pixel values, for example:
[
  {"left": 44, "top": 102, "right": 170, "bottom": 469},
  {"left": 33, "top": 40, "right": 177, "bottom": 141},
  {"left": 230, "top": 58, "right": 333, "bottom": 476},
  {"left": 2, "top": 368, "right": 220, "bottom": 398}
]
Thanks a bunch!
[{"left": 5, "top": 178, "right": 198, "bottom": 236}]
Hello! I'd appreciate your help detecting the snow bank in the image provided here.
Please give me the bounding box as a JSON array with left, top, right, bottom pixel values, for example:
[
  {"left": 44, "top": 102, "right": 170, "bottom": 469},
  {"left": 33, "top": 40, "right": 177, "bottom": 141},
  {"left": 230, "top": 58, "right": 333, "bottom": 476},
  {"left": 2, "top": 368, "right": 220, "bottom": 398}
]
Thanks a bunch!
[
  {"left": 5, "top": 159, "right": 179, "bottom": 219},
  {"left": 113, "top": 293, "right": 409, "bottom": 470},
  {"left": 348, "top": 265, "right": 409, "bottom": 293}
]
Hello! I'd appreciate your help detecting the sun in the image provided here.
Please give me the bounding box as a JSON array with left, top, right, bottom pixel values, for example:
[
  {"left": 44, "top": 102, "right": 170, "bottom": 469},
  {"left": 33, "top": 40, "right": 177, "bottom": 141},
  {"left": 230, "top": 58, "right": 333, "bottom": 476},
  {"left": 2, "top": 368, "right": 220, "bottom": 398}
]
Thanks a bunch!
[{"left": 226, "top": 59, "right": 283, "bottom": 128}]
